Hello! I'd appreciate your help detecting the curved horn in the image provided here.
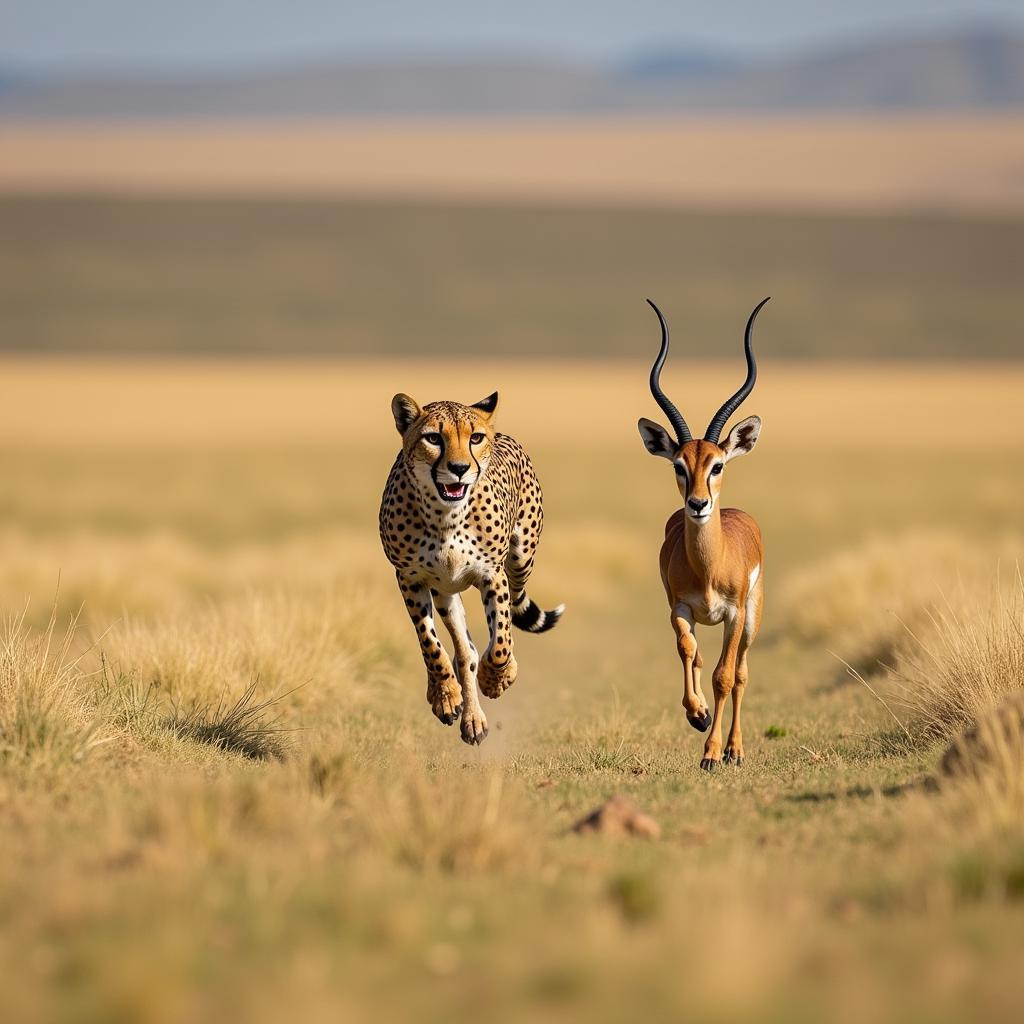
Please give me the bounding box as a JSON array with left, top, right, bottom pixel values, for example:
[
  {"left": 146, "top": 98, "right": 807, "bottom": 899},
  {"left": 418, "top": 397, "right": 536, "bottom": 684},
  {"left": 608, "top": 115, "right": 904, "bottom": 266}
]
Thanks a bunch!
[
  {"left": 646, "top": 299, "right": 692, "bottom": 444},
  {"left": 704, "top": 296, "right": 770, "bottom": 444}
]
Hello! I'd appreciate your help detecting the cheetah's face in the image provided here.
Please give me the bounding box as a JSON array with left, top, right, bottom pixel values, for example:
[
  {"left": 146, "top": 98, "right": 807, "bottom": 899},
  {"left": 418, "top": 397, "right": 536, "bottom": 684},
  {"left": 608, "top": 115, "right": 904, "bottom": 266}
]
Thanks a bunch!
[{"left": 391, "top": 391, "right": 499, "bottom": 506}]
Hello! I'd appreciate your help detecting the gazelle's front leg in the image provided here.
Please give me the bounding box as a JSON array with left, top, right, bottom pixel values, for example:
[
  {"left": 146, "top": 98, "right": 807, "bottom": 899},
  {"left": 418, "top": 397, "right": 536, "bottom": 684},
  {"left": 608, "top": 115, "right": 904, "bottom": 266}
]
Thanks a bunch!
[
  {"left": 672, "top": 603, "right": 711, "bottom": 732},
  {"left": 477, "top": 570, "right": 518, "bottom": 698},
  {"left": 702, "top": 605, "right": 745, "bottom": 771},
  {"left": 434, "top": 591, "right": 488, "bottom": 745},
  {"left": 396, "top": 571, "right": 462, "bottom": 725}
]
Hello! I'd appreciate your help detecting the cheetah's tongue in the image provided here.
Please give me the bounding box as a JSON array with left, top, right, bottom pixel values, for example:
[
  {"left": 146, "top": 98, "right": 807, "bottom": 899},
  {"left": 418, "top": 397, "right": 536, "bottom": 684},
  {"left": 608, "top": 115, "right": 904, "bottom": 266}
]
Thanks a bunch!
[{"left": 441, "top": 483, "right": 467, "bottom": 499}]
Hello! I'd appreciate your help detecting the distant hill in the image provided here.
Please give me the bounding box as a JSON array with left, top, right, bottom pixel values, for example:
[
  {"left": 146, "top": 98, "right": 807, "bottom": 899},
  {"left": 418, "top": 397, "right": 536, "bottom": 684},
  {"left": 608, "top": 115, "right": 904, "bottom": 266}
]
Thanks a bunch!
[
  {"left": 1, "top": 25, "right": 1023, "bottom": 117},
  {"left": 642, "top": 25, "right": 1024, "bottom": 111}
]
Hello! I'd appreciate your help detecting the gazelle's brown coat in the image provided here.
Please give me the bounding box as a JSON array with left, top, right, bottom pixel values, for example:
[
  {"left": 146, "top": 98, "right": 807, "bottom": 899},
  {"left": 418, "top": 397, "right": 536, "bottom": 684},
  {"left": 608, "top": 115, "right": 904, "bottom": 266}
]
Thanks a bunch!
[
  {"left": 638, "top": 298, "right": 768, "bottom": 770},
  {"left": 658, "top": 438, "right": 764, "bottom": 769}
]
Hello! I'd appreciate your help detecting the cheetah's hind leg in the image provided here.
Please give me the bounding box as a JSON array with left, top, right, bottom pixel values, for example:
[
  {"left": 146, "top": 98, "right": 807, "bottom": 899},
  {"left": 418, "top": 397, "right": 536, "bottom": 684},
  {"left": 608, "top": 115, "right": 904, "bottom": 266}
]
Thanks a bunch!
[{"left": 506, "top": 533, "right": 565, "bottom": 635}]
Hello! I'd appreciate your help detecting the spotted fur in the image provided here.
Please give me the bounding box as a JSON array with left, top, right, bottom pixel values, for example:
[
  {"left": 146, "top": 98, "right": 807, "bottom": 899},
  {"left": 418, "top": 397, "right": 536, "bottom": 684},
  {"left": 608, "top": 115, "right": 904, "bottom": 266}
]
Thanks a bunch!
[{"left": 380, "top": 391, "right": 563, "bottom": 745}]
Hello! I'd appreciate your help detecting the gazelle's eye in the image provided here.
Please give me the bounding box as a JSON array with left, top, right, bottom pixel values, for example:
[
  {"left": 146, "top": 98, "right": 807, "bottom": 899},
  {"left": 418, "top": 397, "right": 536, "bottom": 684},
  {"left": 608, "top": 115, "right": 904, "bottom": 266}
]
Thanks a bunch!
[
  {"left": 673, "top": 464, "right": 686, "bottom": 476},
  {"left": 423, "top": 433, "right": 442, "bottom": 446},
  {"left": 710, "top": 463, "right": 724, "bottom": 476},
  {"left": 470, "top": 432, "right": 485, "bottom": 444}
]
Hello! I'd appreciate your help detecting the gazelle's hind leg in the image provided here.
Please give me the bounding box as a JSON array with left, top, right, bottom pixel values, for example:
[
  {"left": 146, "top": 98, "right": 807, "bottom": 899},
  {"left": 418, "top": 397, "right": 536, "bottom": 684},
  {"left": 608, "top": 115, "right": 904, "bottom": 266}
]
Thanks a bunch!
[
  {"left": 724, "top": 576, "right": 764, "bottom": 766},
  {"left": 702, "top": 604, "right": 745, "bottom": 771},
  {"left": 672, "top": 603, "right": 711, "bottom": 733}
]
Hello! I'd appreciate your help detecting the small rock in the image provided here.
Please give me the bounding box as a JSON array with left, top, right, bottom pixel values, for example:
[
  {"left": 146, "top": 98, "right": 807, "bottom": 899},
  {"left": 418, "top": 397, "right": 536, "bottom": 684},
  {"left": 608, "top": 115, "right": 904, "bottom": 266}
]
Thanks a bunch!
[{"left": 571, "top": 794, "right": 661, "bottom": 839}]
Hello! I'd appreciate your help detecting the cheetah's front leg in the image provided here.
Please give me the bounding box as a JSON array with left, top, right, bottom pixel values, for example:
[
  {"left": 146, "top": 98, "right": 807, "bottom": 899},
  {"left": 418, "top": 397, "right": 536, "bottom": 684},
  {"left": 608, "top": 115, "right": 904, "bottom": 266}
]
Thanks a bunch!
[
  {"left": 396, "top": 570, "right": 462, "bottom": 725},
  {"left": 477, "top": 570, "right": 518, "bottom": 699},
  {"left": 434, "top": 592, "right": 488, "bottom": 745}
]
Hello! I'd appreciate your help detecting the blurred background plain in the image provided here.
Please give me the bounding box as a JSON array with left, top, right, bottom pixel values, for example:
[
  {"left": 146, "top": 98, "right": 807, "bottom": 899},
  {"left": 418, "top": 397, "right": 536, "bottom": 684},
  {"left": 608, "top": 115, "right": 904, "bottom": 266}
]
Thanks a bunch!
[{"left": 1, "top": 0, "right": 1022, "bottom": 359}]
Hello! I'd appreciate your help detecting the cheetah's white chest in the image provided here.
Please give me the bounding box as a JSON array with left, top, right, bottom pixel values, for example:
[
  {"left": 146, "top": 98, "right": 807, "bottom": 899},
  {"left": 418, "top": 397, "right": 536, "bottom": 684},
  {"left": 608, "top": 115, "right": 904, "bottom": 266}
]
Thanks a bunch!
[{"left": 421, "top": 532, "right": 488, "bottom": 593}]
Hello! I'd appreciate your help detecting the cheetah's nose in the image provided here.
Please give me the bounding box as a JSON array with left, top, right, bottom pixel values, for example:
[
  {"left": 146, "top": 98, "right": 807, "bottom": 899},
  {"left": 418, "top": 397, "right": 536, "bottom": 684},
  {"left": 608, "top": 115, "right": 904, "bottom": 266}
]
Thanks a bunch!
[{"left": 448, "top": 462, "right": 471, "bottom": 479}]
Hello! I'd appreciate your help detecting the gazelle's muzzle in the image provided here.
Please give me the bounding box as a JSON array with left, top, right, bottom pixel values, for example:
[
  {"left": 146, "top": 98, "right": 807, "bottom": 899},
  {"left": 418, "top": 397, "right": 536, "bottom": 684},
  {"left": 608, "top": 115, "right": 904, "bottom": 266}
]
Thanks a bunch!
[{"left": 687, "top": 496, "right": 712, "bottom": 521}]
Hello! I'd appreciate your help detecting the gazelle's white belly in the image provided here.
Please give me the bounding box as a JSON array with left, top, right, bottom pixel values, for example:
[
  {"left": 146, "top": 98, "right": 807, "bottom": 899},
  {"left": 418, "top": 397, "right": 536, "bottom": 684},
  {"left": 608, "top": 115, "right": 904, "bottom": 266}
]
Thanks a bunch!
[
  {"left": 681, "top": 565, "right": 760, "bottom": 628},
  {"left": 681, "top": 590, "right": 732, "bottom": 627}
]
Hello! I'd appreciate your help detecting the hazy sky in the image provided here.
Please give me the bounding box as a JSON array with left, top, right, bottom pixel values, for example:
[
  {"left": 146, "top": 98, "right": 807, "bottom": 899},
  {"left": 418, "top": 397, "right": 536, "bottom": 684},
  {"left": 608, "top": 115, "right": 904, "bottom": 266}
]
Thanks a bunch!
[{"left": 3, "top": 0, "right": 1022, "bottom": 71}]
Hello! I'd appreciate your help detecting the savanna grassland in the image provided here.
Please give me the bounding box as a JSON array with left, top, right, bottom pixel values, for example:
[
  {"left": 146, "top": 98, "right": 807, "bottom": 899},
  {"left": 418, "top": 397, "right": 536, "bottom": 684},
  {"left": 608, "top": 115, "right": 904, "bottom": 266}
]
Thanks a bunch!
[
  {"left": 1, "top": 195, "right": 1022, "bottom": 358},
  {"left": 2, "top": 195, "right": 1024, "bottom": 1023},
  {"left": 2, "top": 117, "right": 1023, "bottom": 211},
  {"left": 3, "top": 356, "right": 1024, "bottom": 1024}
]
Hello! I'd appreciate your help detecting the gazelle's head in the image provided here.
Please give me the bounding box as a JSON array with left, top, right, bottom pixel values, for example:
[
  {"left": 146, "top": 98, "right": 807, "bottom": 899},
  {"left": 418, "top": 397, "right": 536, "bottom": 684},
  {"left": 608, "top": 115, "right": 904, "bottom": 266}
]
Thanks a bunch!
[{"left": 637, "top": 298, "right": 768, "bottom": 525}]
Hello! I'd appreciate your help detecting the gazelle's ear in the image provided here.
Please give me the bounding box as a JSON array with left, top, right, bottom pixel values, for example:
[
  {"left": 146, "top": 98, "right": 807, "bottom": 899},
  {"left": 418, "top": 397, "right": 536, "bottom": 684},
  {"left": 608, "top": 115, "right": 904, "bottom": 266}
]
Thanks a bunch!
[
  {"left": 638, "top": 418, "right": 677, "bottom": 460},
  {"left": 391, "top": 393, "right": 422, "bottom": 436},
  {"left": 471, "top": 391, "right": 499, "bottom": 420},
  {"left": 722, "top": 415, "right": 761, "bottom": 462}
]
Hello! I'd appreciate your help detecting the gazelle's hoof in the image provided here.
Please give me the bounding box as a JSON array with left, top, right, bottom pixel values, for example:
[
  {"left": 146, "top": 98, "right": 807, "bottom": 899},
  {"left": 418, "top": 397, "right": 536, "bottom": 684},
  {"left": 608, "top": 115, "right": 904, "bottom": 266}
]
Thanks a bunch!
[
  {"left": 699, "top": 757, "right": 720, "bottom": 772},
  {"left": 686, "top": 709, "right": 712, "bottom": 733},
  {"left": 722, "top": 750, "right": 744, "bottom": 766}
]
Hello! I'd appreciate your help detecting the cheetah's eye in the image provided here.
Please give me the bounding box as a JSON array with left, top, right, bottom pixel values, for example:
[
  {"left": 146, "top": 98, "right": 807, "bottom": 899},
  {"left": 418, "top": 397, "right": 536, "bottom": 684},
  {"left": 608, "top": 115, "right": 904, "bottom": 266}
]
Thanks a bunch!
[
  {"left": 422, "top": 433, "right": 442, "bottom": 446},
  {"left": 470, "top": 432, "right": 485, "bottom": 444}
]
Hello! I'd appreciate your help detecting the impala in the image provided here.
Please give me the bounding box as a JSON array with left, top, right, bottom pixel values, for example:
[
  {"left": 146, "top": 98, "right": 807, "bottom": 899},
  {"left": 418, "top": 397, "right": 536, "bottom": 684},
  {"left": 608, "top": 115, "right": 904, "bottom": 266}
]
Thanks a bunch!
[{"left": 637, "top": 297, "right": 769, "bottom": 771}]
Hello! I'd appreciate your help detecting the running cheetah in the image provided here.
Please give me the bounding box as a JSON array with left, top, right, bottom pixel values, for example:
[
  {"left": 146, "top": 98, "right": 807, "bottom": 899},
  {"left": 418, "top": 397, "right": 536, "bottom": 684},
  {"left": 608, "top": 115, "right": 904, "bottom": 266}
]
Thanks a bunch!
[{"left": 379, "top": 390, "right": 563, "bottom": 745}]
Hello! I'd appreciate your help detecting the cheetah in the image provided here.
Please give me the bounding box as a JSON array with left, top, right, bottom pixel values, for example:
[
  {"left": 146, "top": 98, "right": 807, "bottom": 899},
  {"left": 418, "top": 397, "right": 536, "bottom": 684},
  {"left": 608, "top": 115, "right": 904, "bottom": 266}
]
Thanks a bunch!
[{"left": 379, "top": 390, "right": 564, "bottom": 745}]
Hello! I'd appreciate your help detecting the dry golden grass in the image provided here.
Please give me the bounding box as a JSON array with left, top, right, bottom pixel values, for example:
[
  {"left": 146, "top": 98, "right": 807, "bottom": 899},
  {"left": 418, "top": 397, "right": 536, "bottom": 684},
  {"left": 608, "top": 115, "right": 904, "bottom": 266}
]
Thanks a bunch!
[
  {"left": 0, "top": 604, "right": 108, "bottom": 773},
  {"left": 2, "top": 117, "right": 1023, "bottom": 212},
  {"left": 885, "top": 572, "right": 1024, "bottom": 744},
  {"left": 2, "top": 357, "right": 1024, "bottom": 448},
  {"left": 772, "top": 530, "right": 1022, "bottom": 672},
  {"left": 1, "top": 357, "right": 1024, "bottom": 1022}
]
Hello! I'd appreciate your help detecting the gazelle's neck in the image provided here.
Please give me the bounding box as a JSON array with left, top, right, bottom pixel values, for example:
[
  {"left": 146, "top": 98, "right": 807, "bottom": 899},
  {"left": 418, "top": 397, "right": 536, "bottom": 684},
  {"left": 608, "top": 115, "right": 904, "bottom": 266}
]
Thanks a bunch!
[{"left": 684, "top": 506, "right": 724, "bottom": 582}]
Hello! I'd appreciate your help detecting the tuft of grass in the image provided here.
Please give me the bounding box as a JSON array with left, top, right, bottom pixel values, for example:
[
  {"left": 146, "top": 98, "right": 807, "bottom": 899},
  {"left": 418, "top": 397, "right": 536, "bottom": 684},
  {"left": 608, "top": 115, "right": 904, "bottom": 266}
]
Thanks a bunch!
[
  {"left": 884, "top": 572, "right": 1024, "bottom": 745},
  {"left": 764, "top": 725, "right": 788, "bottom": 739},
  {"left": 0, "top": 602, "right": 107, "bottom": 770},
  {"left": 771, "top": 532, "right": 1013, "bottom": 675},
  {"left": 165, "top": 681, "right": 290, "bottom": 762}
]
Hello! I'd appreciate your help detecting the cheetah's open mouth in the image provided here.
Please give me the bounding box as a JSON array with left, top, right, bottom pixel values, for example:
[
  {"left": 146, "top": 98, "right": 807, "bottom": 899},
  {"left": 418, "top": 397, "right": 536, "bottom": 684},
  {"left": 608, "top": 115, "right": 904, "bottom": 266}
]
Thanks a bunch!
[{"left": 437, "top": 482, "right": 468, "bottom": 501}]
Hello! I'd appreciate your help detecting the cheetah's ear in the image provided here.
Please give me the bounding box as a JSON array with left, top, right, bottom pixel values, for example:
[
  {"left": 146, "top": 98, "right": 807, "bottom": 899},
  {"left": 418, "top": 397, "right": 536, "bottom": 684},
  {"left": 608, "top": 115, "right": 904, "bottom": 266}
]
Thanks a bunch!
[
  {"left": 391, "top": 393, "right": 422, "bottom": 436},
  {"left": 471, "top": 391, "right": 499, "bottom": 420}
]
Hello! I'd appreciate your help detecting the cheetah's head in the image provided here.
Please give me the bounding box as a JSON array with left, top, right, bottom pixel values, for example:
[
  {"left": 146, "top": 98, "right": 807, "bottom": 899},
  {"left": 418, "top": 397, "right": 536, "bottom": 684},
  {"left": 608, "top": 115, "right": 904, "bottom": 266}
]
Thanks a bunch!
[{"left": 391, "top": 391, "right": 499, "bottom": 506}]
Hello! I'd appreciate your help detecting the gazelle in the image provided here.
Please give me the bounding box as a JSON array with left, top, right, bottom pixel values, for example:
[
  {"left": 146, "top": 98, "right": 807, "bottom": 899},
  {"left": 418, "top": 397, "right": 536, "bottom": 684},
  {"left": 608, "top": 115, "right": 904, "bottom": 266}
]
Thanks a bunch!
[{"left": 637, "top": 298, "right": 769, "bottom": 771}]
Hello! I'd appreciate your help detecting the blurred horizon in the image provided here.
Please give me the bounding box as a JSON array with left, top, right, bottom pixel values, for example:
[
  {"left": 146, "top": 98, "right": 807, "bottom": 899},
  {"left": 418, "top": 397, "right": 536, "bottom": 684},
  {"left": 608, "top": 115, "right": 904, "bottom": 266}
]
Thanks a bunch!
[
  {"left": 1, "top": 2, "right": 1021, "bottom": 360},
  {"left": 3, "top": 1, "right": 1024, "bottom": 72},
  {"left": 2, "top": 19, "right": 1024, "bottom": 116}
]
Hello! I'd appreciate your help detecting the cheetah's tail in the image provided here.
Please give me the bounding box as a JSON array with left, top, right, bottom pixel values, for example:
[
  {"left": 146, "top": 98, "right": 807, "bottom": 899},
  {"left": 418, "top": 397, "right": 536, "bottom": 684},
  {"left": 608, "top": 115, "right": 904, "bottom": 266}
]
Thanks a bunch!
[{"left": 511, "top": 594, "right": 565, "bottom": 634}]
